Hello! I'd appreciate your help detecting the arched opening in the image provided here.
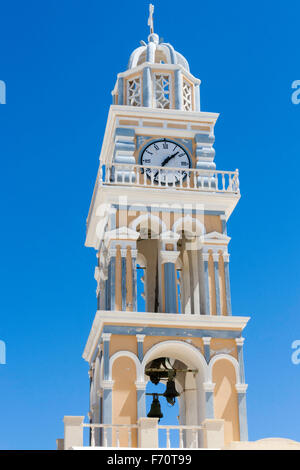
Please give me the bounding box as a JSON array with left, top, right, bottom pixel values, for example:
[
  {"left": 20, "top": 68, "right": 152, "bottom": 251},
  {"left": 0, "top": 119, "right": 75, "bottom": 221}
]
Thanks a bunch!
[{"left": 143, "top": 341, "right": 207, "bottom": 448}]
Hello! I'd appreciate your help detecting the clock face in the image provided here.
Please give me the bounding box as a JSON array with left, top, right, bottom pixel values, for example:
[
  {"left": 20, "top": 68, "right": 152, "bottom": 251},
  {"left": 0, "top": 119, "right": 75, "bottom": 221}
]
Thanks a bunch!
[{"left": 140, "top": 139, "right": 191, "bottom": 184}]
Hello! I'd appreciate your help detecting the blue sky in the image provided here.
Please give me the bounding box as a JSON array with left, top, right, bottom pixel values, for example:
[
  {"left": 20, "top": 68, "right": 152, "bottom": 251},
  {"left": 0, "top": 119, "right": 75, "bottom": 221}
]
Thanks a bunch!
[{"left": 0, "top": 0, "right": 300, "bottom": 449}]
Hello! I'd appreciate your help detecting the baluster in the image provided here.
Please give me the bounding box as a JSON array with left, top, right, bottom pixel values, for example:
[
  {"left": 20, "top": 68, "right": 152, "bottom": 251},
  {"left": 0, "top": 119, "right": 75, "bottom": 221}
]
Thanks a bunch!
[
  {"left": 143, "top": 167, "right": 147, "bottom": 186},
  {"left": 128, "top": 428, "right": 132, "bottom": 448},
  {"left": 116, "top": 427, "right": 120, "bottom": 448},
  {"left": 151, "top": 169, "right": 154, "bottom": 187},
  {"left": 222, "top": 172, "right": 225, "bottom": 191},
  {"left": 166, "top": 429, "right": 171, "bottom": 448},
  {"left": 103, "top": 427, "right": 108, "bottom": 447},
  {"left": 107, "top": 166, "right": 110, "bottom": 183},
  {"left": 99, "top": 166, "right": 103, "bottom": 183},
  {"left": 122, "top": 169, "right": 125, "bottom": 184},
  {"left": 192, "top": 429, "right": 197, "bottom": 448},
  {"left": 186, "top": 171, "right": 190, "bottom": 189},
  {"left": 228, "top": 173, "right": 233, "bottom": 191},
  {"left": 158, "top": 168, "right": 161, "bottom": 187},
  {"left": 90, "top": 426, "right": 96, "bottom": 447},
  {"left": 179, "top": 429, "right": 184, "bottom": 448}
]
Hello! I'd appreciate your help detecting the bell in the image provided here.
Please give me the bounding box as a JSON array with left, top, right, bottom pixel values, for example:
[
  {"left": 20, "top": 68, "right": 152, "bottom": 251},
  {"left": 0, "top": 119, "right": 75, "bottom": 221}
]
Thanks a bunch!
[
  {"left": 163, "top": 379, "right": 180, "bottom": 406},
  {"left": 147, "top": 394, "right": 163, "bottom": 421}
]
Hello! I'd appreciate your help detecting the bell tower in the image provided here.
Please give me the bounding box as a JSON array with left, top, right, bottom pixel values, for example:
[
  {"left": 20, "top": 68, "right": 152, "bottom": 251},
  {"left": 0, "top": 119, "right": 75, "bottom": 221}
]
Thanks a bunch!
[{"left": 83, "top": 6, "right": 249, "bottom": 449}]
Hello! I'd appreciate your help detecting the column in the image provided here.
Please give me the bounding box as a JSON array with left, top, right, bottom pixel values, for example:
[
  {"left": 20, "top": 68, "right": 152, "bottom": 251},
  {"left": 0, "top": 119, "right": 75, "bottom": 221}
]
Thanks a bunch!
[
  {"left": 108, "top": 248, "right": 116, "bottom": 311},
  {"left": 236, "top": 338, "right": 245, "bottom": 383},
  {"left": 102, "top": 380, "right": 114, "bottom": 447},
  {"left": 135, "top": 381, "right": 146, "bottom": 419},
  {"left": 212, "top": 252, "right": 221, "bottom": 316},
  {"left": 203, "top": 337, "right": 211, "bottom": 363},
  {"left": 136, "top": 334, "right": 145, "bottom": 362},
  {"left": 131, "top": 248, "right": 137, "bottom": 311},
  {"left": 202, "top": 252, "right": 211, "bottom": 315},
  {"left": 235, "top": 384, "right": 248, "bottom": 441},
  {"left": 160, "top": 250, "right": 180, "bottom": 313},
  {"left": 117, "top": 77, "right": 124, "bottom": 105},
  {"left": 174, "top": 68, "right": 183, "bottom": 110},
  {"left": 143, "top": 66, "right": 152, "bottom": 107},
  {"left": 120, "top": 248, "right": 127, "bottom": 311},
  {"left": 203, "top": 382, "right": 215, "bottom": 419},
  {"left": 223, "top": 253, "right": 232, "bottom": 316}
]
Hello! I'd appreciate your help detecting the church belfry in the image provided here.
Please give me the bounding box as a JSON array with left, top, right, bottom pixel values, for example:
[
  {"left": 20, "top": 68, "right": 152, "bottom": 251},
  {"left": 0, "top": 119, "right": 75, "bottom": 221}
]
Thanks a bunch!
[{"left": 82, "top": 6, "right": 249, "bottom": 449}]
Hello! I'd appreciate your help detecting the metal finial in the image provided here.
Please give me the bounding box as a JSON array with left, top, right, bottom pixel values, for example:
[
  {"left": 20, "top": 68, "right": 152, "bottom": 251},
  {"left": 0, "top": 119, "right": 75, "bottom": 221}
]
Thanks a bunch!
[{"left": 148, "top": 4, "right": 154, "bottom": 34}]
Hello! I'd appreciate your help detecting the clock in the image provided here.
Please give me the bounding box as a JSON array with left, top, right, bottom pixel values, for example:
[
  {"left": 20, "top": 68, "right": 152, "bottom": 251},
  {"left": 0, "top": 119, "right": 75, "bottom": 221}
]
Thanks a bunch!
[{"left": 140, "top": 139, "right": 191, "bottom": 184}]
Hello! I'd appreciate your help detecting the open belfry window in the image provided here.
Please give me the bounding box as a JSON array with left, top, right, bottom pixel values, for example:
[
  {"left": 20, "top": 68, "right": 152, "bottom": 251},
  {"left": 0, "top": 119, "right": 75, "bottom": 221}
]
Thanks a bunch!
[
  {"left": 127, "top": 76, "right": 142, "bottom": 106},
  {"left": 182, "top": 78, "right": 193, "bottom": 111},
  {"left": 154, "top": 73, "right": 172, "bottom": 109}
]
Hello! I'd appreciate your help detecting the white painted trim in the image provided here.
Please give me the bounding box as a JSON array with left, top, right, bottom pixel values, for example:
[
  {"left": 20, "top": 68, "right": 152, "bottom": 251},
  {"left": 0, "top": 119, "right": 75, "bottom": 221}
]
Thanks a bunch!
[
  {"left": 208, "top": 354, "right": 240, "bottom": 384},
  {"left": 142, "top": 340, "right": 208, "bottom": 382},
  {"left": 109, "top": 350, "right": 143, "bottom": 382},
  {"left": 82, "top": 311, "right": 250, "bottom": 364},
  {"left": 172, "top": 215, "right": 206, "bottom": 236},
  {"left": 129, "top": 213, "right": 167, "bottom": 234}
]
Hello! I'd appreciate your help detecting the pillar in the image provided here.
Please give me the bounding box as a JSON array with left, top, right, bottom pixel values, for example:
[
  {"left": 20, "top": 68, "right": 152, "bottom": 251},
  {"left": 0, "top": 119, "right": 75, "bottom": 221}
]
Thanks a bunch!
[
  {"left": 203, "top": 382, "right": 215, "bottom": 419},
  {"left": 143, "top": 66, "right": 152, "bottom": 107},
  {"left": 202, "top": 252, "right": 211, "bottom": 315},
  {"left": 223, "top": 252, "right": 232, "bottom": 316},
  {"left": 63, "top": 416, "right": 84, "bottom": 450},
  {"left": 212, "top": 252, "right": 221, "bottom": 316},
  {"left": 235, "top": 384, "right": 248, "bottom": 441},
  {"left": 121, "top": 248, "right": 127, "bottom": 311},
  {"left": 160, "top": 250, "right": 180, "bottom": 313},
  {"left": 138, "top": 418, "right": 159, "bottom": 448},
  {"left": 174, "top": 68, "right": 183, "bottom": 110},
  {"left": 203, "top": 337, "right": 211, "bottom": 363},
  {"left": 136, "top": 381, "right": 146, "bottom": 420}
]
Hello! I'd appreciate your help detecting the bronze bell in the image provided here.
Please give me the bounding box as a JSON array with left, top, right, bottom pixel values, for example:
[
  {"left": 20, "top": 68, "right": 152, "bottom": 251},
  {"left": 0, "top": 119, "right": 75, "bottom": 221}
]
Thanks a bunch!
[
  {"left": 147, "top": 394, "right": 163, "bottom": 421},
  {"left": 163, "top": 379, "right": 180, "bottom": 406}
]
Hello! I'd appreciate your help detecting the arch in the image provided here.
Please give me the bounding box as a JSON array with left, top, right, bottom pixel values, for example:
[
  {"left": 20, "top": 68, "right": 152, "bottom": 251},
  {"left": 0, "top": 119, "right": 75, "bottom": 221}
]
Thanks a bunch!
[
  {"left": 109, "top": 350, "right": 142, "bottom": 382},
  {"left": 142, "top": 340, "right": 208, "bottom": 382},
  {"left": 130, "top": 213, "right": 167, "bottom": 236},
  {"left": 208, "top": 354, "right": 240, "bottom": 384},
  {"left": 172, "top": 215, "right": 206, "bottom": 238}
]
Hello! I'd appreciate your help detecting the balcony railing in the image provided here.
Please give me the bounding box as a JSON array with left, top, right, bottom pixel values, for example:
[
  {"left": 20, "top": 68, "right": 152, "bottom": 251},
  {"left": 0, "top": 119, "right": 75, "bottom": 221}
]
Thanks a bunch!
[
  {"left": 82, "top": 422, "right": 203, "bottom": 448},
  {"left": 99, "top": 162, "right": 240, "bottom": 194}
]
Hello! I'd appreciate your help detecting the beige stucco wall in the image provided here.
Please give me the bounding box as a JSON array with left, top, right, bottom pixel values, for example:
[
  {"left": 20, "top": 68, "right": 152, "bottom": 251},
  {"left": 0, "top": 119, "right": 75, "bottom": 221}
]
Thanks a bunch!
[
  {"left": 112, "top": 356, "right": 138, "bottom": 447},
  {"left": 212, "top": 359, "right": 240, "bottom": 445}
]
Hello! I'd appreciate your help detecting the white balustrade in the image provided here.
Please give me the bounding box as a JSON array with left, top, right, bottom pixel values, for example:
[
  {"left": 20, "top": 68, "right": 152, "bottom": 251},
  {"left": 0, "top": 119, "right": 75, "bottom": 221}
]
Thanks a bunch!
[
  {"left": 81, "top": 422, "right": 203, "bottom": 449},
  {"left": 158, "top": 425, "right": 203, "bottom": 449},
  {"left": 82, "top": 423, "right": 138, "bottom": 448},
  {"left": 99, "top": 162, "right": 239, "bottom": 194}
]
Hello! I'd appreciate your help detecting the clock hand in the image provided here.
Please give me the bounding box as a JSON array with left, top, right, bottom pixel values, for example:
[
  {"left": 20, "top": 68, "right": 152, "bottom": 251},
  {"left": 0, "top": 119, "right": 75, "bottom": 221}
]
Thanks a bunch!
[{"left": 161, "top": 151, "right": 179, "bottom": 167}]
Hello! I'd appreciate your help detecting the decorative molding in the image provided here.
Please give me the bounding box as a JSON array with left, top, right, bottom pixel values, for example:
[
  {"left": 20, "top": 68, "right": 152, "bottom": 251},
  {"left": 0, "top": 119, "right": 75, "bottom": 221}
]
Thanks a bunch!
[
  {"left": 202, "top": 337, "right": 212, "bottom": 346},
  {"left": 235, "top": 337, "right": 245, "bottom": 347},
  {"left": 160, "top": 250, "right": 180, "bottom": 264},
  {"left": 235, "top": 383, "right": 248, "bottom": 394},
  {"left": 102, "top": 333, "right": 112, "bottom": 342},
  {"left": 202, "top": 382, "right": 216, "bottom": 392}
]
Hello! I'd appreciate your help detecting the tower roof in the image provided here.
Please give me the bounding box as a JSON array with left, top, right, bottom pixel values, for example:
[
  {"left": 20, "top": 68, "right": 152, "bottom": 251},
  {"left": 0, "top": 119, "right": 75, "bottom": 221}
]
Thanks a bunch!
[{"left": 127, "top": 33, "right": 190, "bottom": 72}]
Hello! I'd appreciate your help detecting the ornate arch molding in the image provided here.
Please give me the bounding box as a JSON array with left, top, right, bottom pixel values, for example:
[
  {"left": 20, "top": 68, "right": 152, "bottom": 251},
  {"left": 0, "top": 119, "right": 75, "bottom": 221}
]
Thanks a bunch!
[
  {"left": 172, "top": 215, "right": 206, "bottom": 237},
  {"left": 130, "top": 213, "right": 167, "bottom": 236},
  {"left": 142, "top": 340, "right": 208, "bottom": 382},
  {"left": 208, "top": 354, "right": 240, "bottom": 384},
  {"left": 109, "top": 350, "right": 143, "bottom": 382}
]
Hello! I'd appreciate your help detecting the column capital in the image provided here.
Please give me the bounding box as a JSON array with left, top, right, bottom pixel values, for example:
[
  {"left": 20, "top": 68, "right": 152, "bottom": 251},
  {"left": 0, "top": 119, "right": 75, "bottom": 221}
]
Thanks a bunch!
[
  {"left": 102, "top": 333, "right": 112, "bottom": 342},
  {"left": 202, "top": 252, "right": 210, "bottom": 262},
  {"left": 97, "top": 389, "right": 103, "bottom": 398},
  {"left": 102, "top": 379, "right": 115, "bottom": 389},
  {"left": 203, "top": 382, "right": 216, "bottom": 392},
  {"left": 136, "top": 334, "right": 146, "bottom": 343},
  {"left": 160, "top": 250, "right": 180, "bottom": 264},
  {"left": 212, "top": 252, "right": 220, "bottom": 263},
  {"left": 120, "top": 248, "right": 127, "bottom": 257},
  {"left": 203, "top": 337, "right": 212, "bottom": 346},
  {"left": 135, "top": 380, "right": 147, "bottom": 390},
  {"left": 223, "top": 252, "right": 230, "bottom": 263},
  {"left": 235, "top": 337, "right": 245, "bottom": 347},
  {"left": 235, "top": 383, "right": 248, "bottom": 394},
  {"left": 131, "top": 249, "right": 138, "bottom": 258}
]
